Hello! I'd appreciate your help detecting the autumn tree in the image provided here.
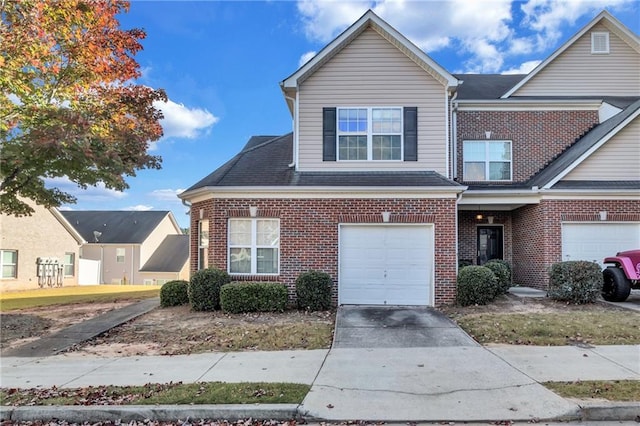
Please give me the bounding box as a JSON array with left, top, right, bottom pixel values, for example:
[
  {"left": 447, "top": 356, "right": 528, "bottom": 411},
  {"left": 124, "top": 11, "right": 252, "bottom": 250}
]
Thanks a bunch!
[{"left": 0, "top": 0, "right": 166, "bottom": 216}]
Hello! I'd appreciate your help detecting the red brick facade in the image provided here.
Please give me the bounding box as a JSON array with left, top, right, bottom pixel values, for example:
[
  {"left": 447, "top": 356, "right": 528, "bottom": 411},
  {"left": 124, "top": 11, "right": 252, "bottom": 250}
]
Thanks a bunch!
[
  {"left": 457, "top": 211, "right": 513, "bottom": 266},
  {"left": 190, "top": 197, "right": 459, "bottom": 306},
  {"left": 455, "top": 110, "right": 598, "bottom": 183}
]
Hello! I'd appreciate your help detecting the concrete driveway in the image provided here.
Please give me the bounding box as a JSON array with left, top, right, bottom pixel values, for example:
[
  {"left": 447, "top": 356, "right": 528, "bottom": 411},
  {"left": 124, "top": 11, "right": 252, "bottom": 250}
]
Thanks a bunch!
[{"left": 333, "top": 306, "right": 478, "bottom": 348}]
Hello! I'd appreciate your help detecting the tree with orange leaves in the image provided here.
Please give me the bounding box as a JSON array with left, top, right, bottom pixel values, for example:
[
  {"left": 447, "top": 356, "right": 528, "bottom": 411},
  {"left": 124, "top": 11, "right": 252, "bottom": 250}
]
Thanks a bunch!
[{"left": 0, "top": 0, "right": 166, "bottom": 215}]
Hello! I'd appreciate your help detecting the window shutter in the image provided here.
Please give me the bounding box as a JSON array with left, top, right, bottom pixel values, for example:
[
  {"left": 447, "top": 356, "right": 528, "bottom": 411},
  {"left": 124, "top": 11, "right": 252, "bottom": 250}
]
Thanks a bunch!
[
  {"left": 323, "top": 107, "right": 337, "bottom": 161},
  {"left": 404, "top": 107, "right": 417, "bottom": 161}
]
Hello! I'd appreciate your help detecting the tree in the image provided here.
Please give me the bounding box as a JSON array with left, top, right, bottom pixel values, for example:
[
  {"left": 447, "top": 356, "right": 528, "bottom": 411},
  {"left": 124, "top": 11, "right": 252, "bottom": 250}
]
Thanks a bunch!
[{"left": 0, "top": 0, "right": 166, "bottom": 216}]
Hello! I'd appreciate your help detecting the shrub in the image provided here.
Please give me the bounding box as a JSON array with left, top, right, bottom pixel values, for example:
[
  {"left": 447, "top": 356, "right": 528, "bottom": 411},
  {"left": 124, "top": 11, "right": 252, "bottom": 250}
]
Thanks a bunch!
[
  {"left": 295, "top": 270, "right": 333, "bottom": 311},
  {"left": 456, "top": 265, "right": 499, "bottom": 306},
  {"left": 458, "top": 259, "right": 473, "bottom": 269},
  {"left": 484, "top": 261, "right": 511, "bottom": 295},
  {"left": 159, "top": 280, "right": 189, "bottom": 307},
  {"left": 220, "top": 282, "right": 288, "bottom": 314},
  {"left": 487, "top": 259, "right": 512, "bottom": 277},
  {"left": 188, "top": 268, "right": 231, "bottom": 311},
  {"left": 548, "top": 261, "right": 603, "bottom": 304}
]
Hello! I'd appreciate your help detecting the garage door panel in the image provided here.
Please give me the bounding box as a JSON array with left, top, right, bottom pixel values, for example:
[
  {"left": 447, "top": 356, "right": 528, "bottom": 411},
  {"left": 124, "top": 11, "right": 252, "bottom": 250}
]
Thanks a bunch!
[{"left": 562, "top": 223, "right": 640, "bottom": 266}]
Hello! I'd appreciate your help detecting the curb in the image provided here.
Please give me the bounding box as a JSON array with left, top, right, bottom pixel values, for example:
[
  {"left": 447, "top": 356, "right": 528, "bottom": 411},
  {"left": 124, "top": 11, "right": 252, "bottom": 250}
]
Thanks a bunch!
[{"left": 2, "top": 402, "right": 639, "bottom": 423}]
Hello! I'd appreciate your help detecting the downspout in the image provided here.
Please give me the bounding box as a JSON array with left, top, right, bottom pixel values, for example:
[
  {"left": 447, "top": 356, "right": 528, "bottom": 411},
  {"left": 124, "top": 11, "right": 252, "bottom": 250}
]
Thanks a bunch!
[
  {"left": 451, "top": 90, "right": 459, "bottom": 180},
  {"left": 284, "top": 93, "right": 298, "bottom": 169},
  {"left": 182, "top": 198, "right": 194, "bottom": 277},
  {"left": 131, "top": 244, "right": 135, "bottom": 285}
]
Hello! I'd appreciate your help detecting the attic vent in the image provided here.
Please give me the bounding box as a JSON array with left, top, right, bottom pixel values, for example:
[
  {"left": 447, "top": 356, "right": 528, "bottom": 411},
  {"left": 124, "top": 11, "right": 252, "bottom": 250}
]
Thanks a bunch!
[{"left": 591, "top": 32, "right": 609, "bottom": 54}]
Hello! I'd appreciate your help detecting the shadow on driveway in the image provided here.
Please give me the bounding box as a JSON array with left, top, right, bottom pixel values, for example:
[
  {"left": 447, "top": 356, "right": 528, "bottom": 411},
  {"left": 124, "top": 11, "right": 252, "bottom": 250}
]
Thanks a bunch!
[{"left": 333, "top": 306, "right": 479, "bottom": 348}]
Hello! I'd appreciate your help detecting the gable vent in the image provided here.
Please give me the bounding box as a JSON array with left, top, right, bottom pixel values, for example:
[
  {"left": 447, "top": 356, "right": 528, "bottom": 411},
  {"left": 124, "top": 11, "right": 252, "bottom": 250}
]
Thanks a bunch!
[{"left": 591, "top": 32, "right": 609, "bottom": 54}]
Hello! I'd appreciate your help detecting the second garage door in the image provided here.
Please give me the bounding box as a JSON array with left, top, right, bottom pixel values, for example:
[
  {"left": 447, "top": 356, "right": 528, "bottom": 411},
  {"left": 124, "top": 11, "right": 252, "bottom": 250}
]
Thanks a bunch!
[
  {"left": 339, "top": 224, "right": 433, "bottom": 306},
  {"left": 562, "top": 222, "right": 640, "bottom": 265}
]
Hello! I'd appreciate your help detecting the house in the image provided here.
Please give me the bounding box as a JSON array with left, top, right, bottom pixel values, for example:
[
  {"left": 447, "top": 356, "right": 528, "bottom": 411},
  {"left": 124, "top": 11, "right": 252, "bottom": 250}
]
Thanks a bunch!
[
  {"left": 0, "top": 201, "right": 85, "bottom": 292},
  {"left": 60, "top": 210, "right": 188, "bottom": 285},
  {"left": 179, "top": 10, "right": 640, "bottom": 306}
]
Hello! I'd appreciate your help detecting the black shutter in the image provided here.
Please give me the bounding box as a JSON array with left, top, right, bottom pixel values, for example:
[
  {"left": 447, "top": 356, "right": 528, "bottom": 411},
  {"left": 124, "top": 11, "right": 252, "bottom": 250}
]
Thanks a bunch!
[
  {"left": 404, "top": 107, "right": 417, "bottom": 161},
  {"left": 323, "top": 107, "right": 337, "bottom": 161}
]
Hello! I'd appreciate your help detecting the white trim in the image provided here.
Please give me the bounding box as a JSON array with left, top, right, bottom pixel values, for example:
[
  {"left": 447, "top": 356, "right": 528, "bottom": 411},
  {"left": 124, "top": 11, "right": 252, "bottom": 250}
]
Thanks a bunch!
[
  {"left": 591, "top": 31, "right": 610, "bottom": 54},
  {"left": 295, "top": 91, "right": 300, "bottom": 170},
  {"left": 502, "top": 11, "right": 640, "bottom": 98},
  {"left": 456, "top": 100, "right": 602, "bottom": 111},
  {"left": 543, "top": 107, "right": 640, "bottom": 189},
  {"left": 462, "top": 140, "right": 513, "bottom": 182},
  {"left": 228, "top": 218, "right": 280, "bottom": 276},
  {"left": 0, "top": 249, "right": 18, "bottom": 279},
  {"left": 540, "top": 191, "right": 640, "bottom": 200},
  {"left": 444, "top": 89, "right": 450, "bottom": 179}
]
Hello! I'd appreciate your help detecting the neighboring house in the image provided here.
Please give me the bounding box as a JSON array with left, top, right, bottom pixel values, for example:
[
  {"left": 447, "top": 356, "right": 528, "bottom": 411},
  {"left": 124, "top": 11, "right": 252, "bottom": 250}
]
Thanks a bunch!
[
  {"left": 0, "top": 201, "right": 85, "bottom": 292},
  {"left": 179, "top": 10, "right": 640, "bottom": 306},
  {"left": 61, "top": 211, "right": 188, "bottom": 285}
]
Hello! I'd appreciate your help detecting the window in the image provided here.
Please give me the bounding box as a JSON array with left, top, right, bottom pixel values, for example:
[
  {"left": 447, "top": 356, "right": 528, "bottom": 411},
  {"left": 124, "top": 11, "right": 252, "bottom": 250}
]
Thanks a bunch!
[
  {"left": 1, "top": 250, "right": 17, "bottom": 279},
  {"left": 116, "top": 248, "right": 125, "bottom": 263},
  {"left": 64, "top": 253, "right": 75, "bottom": 277},
  {"left": 591, "top": 32, "right": 609, "bottom": 54},
  {"left": 337, "top": 107, "right": 402, "bottom": 161},
  {"left": 198, "top": 219, "right": 209, "bottom": 270},
  {"left": 463, "top": 140, "right": 512, "bottom": 181},
  {"left": 228, "top": 218, "right": 279, "bottom": 275}
]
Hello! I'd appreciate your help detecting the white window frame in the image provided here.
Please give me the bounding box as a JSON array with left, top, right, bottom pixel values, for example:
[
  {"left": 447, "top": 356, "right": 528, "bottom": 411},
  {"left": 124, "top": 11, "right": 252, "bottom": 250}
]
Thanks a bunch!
[
  {"left": 1, "top": 249, "right": 18, "bottom": 279},
  {"left": 337, "top": 106, "right": 403, "bottom": 161},
  {"left": 63, "top": 252, "right": 75, "bottom": 277},
  {"left": 198, "top": 219, "right": 209, "bottom": 270},
  {"left": 591, "top": 32, "right": 610, "bottom": 54},
  {"left": 228, "top": 218, "right": 280, "bottom": 275},
  {"left": 463, "top": 140, "right": 513, "bottom": 182},
  {"left": 116, "top": 247, "right": 125, "bottom": 263}
]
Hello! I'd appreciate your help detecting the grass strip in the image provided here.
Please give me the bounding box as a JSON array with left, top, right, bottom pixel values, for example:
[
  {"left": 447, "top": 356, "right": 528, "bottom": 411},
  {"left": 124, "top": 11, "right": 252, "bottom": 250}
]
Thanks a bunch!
[
  {"left": 0, "top": 382, "right": 309, "bottom": 406},
  {"left": 0, "top": 286, "right": 160, "bottom": 311},
  {"left": 454, "top": 311, "right": 640, "bottom": 345},
  {"left": 544, "top": 380, "right": 640, "bottom": 401}
]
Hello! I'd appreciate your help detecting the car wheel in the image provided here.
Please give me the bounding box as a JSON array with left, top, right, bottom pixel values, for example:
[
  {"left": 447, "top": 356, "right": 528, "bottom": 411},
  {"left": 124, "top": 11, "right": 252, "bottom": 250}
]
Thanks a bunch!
[{"left": 602, "top": 267, "right": 632, "bottom": 302}]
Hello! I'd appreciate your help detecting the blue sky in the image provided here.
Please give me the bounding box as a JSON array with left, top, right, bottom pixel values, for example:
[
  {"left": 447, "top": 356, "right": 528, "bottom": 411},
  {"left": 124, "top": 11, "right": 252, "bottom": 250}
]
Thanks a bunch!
[{"left": 54, "top": 0, "right": 640, "bottom": 228}]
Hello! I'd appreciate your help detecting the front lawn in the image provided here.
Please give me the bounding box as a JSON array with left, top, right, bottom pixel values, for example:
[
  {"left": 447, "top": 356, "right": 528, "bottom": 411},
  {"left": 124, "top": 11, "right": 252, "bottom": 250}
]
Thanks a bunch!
[{"left": 544, "top": 380, "right": 640, "bottom": 401}]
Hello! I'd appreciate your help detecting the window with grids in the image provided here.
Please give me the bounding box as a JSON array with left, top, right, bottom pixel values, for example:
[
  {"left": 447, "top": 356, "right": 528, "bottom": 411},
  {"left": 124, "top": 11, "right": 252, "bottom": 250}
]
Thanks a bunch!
[
  {"left": 1, "top": 250, "right": 17, "bottom": 279},
  {"left": 463, "top": 140, "right": 512, "bottom": 181},
  {"left": 64, "top": 253, "right": 75, "bottom": 277},
  {"left": 337, "top": 107, "right": 402, "bottom": 161},
  {"left": 228, "top": 219, "right": 279, "bottom": 275}
]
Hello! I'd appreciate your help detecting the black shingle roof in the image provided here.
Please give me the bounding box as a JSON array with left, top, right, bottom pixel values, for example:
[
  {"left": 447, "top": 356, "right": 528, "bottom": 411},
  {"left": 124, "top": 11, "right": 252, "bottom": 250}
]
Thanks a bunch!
[
  {"left": 140, "top": 235, "right": 189, "bottom": 272},
  {"left": 61, "top": 211, "right": 171, "bottom": 244},
  {"left": 454, "top": 74, "right": 526, "bottom": 100}
]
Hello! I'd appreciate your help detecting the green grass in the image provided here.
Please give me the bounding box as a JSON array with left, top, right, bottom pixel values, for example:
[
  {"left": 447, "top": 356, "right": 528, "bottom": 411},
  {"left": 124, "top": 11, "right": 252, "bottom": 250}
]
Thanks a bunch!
[
  {"left": 454, "top": 311, "right": 640, "bottom": 346},
  {"left": 544, "top": 380, "right": 640, "bottom": 401},
  {"left": 0, "top": 382, "right": 309, "bottom": 406},
  {"left": 0, "top": 285, "right": 160, "bottom": 311}
]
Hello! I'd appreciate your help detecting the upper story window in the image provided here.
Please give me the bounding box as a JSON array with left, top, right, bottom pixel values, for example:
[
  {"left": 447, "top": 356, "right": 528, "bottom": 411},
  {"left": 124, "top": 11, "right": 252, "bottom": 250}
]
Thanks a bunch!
[
  {"left": 64, "top": 253, "right": 75, "bottom": 277},
  {"left": 116, "top": 247, "right": 125, "bottom": 263},
  {"left": 1, "top": 250, "right": 18, "bottom": 279},
  {"left": 591, "top": 32, "right": 610, "bottom": 54},
  {"left": 337, "top": 107, "right": 403, "bottom": 161},
  {"left": 463, "top": 140, "right": 512, "bottom": 182},
  {"left": 228, "top": 218, "right": 279, "bottom": 275}
]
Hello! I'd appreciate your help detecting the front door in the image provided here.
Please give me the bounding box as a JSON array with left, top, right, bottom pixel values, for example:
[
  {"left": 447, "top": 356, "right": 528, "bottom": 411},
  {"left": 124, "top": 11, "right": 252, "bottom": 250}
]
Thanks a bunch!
[{"left": 477, "top": 226, "right": 503, "bottom": 265}]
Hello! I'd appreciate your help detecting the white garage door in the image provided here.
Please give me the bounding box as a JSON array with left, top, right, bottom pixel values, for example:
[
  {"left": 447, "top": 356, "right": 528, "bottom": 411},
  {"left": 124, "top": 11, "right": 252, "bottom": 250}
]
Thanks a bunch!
[
  {"left": 562, "top": 222, "right": 640, "bottom": 266},
  {"left": 339, "top": 225, "right": 433, "bottom": 306}
]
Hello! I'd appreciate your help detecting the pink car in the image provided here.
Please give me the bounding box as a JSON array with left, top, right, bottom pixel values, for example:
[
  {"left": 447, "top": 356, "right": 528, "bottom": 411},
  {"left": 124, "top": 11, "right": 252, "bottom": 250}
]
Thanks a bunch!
[{"left": 602, "top": 249, "right": 640, "bottom": 302}]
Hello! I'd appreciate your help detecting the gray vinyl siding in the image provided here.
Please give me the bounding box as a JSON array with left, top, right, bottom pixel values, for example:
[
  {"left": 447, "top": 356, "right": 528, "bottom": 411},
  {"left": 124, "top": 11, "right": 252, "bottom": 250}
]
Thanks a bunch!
[
  {"left": 297, "top": 27, "right": 448, "bottom": 173},
  {"left": 513, "top": 23, "right": 640, "bottom": 97},
  {"left": 563, "top": 116, "right": 640, "bottom": 180}
]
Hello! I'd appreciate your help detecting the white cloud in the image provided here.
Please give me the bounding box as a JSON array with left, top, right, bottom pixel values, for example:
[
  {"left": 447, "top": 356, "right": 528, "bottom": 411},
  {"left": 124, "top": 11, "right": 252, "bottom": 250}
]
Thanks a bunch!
[
  {"left": 502, "top": 60, "right": 543, "bottom": 75},
  {"left": 149, "top": 188, "right": 185, "bottom": 202},
  {"left": 124, "top": 204, "right": 154, "bottom": 211},
  {"left": 154, "top": 98, "right": 218, "bottom": 139},
  {"left": 45, "top": 177, "right": 127, "bottom": 202},
  {"left": 298, "top": 50, "right": 317, "bottom": 67}
]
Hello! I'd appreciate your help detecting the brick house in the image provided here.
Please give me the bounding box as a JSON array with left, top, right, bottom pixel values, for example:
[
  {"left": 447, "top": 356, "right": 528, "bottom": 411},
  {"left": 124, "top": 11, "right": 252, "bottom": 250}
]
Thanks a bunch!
[{"left": 179, "top": 10, "right": 640, "bottom": 306}]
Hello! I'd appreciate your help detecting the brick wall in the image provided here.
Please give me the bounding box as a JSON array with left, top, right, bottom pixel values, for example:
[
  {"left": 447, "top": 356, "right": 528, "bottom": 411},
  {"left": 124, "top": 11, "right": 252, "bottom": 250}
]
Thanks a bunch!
[
  {"left": 458, "top": 211, "right": 513, "bottom": 265},
  {"left": 190, "top": 197, "right": 458, "bottom": 306},
  {"left": 456, "top": 110, "right": 598, "bottom": 183}
]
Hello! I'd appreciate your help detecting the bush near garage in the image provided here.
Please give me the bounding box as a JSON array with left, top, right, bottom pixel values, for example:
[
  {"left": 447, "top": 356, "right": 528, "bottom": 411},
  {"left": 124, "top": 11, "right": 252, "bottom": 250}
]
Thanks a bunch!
[
  {"left": 188, "top": 268, "right": 231, "bottom": 311},
  {"left": 296, "top": 270, "right": 333, "bottom": 311},
  {"left": 220, "top": 282, "right": 288, "bottom": 314},
  {"left": 159, "top": 280, "right": 189, "bottom": 307},
  {"left": 484, "top": 260, "right": 512, "bottom": 295},
  {"left": 457, "top": 265, "right": 499, "bottom": 306},
  {"left": 548, "top": 261, "right": 603, "bottom": 304}
]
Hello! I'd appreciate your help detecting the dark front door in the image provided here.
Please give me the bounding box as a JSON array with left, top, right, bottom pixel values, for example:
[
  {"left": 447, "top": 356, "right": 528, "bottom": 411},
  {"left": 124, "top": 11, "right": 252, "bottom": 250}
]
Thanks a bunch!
[{"left": 477, "top": 226, "right": 503, "bottom": 265}]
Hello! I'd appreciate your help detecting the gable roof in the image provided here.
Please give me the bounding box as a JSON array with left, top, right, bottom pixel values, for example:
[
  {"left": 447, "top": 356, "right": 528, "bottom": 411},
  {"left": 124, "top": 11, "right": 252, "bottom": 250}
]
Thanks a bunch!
[
  {"left": 140, "top": 234, "right": 189, "bottom": 273},
  {"left": 281, "top": 10, "right": 459, "bottom": 93},
  {"left": 61, "top": 210, "right": 175, "bottom": 244},
  {"left": 502, "top": 10, "right": 640, "bottom": 98},
  {"left": 528, "top": 98, "right": 640, "bottom": 189}
]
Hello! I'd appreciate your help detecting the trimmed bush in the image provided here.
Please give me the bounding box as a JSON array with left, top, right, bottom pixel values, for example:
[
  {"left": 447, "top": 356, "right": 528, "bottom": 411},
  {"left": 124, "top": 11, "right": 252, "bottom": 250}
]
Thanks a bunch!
[
  {"left": 220, "top": 282, "right": 288, "bottom": 314},
  {"left": 484, "top": 260, "right": 511, "bottom": 295},
  {"left": 456, "top": 265, "right": 499, "bottom": 307},
  {"left": 188, "top": 268, "right": 231, "bottom": 311},
  {"left": 458, "top": 259, "right": 473, "bottom": 269},
  {"left": 160, "top": 280, "right": 189, "bottom": 307},
  {"left": 548, "top": 261, "right": 603, "bottom": 304},
  {"left": 487, "top": 259, "right": 512, "bottom": 277},
  {"left": 295, "top": 270, "right": 333, "bottom": 311}
]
